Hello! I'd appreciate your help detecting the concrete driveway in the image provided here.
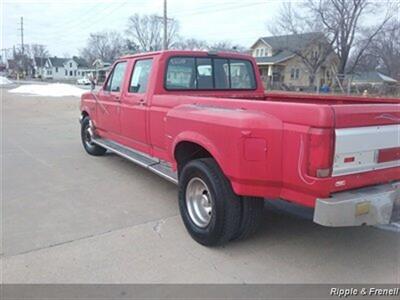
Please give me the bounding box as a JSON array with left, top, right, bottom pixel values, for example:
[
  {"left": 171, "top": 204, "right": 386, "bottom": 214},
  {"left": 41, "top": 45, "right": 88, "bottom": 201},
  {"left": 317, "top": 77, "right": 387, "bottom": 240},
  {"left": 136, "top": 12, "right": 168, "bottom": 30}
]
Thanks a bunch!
[{"left": 1, "top": 88, "right": 399, "bottom": 283}]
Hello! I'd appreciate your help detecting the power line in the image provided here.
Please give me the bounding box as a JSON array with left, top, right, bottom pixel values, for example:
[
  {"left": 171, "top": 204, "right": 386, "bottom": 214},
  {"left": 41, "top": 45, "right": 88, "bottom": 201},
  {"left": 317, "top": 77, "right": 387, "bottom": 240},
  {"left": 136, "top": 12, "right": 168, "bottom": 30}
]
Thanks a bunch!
[
  {"left": 22, "top": 1, "right": 128, "bottom": 42},
  {"left": 170, "top": 1, "right": 267, "bottom": 18}
]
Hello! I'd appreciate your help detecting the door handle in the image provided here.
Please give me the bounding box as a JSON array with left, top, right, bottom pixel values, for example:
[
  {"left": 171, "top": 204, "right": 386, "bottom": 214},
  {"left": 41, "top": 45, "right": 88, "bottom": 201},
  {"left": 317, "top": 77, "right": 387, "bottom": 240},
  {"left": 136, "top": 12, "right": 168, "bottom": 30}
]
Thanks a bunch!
[
  {"left": 137, "top": 99, "right": 145, "bottom": 105},
  {"left": 114, "top": 96, "right": 120, "bottom": 102}
]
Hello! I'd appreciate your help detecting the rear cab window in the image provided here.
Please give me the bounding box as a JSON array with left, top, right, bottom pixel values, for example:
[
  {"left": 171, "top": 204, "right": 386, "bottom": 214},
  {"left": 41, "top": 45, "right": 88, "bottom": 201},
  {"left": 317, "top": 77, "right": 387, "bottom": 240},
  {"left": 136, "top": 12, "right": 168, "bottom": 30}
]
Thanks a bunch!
[{"left": 165, "top": 56, "right": 256, "bottom": 90}]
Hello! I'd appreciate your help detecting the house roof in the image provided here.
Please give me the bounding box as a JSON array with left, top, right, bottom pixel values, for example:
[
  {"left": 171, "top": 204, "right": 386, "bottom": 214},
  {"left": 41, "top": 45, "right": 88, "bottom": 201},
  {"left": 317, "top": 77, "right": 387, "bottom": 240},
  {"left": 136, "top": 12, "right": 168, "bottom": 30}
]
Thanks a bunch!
[
  {"left": 92, "top": 58, "right": 112, "bottom": 67},
  {"left": 352, "top": 71, "right": 398, "bottom": 84},
  {"left": 259, "top": 32, "right": 324, "bottom": 52},
  {"left": 255, "top": 50, "right": 294, "bottom": 64},
  {"left": 73, "top": 57, "right": 89, "bottom": 68},
  {"left": 48, "top": 57, "right": 68, "bottom": 67},
  {"left": 252, "top": 32, "right": 327, "bottom": 65},
  {"left": 34, "top": 57, "right": 47, "bottom": 67}
]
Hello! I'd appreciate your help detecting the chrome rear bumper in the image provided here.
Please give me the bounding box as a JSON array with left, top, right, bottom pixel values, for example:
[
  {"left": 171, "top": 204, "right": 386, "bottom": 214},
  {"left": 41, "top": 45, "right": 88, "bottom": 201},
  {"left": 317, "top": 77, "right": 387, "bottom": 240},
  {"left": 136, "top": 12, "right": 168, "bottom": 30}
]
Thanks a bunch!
[{"left": 314, "top": 181, "right": 400, "bottom": 227}]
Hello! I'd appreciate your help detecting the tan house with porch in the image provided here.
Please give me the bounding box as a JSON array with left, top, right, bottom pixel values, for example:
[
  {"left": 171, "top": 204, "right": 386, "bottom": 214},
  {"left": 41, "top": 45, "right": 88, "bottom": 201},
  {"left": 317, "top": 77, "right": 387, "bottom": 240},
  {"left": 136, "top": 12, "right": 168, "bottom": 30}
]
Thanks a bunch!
[{"left": 251, "top": 33, "right": 338, "bottom": 90}]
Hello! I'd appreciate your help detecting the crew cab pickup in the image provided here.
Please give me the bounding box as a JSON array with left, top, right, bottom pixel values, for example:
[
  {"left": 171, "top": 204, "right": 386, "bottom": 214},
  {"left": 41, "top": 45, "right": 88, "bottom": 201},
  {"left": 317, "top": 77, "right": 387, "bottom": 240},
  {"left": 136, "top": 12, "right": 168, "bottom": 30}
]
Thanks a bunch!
[{"left": 80, "top": 50, "right": 400, "bottom": 246}]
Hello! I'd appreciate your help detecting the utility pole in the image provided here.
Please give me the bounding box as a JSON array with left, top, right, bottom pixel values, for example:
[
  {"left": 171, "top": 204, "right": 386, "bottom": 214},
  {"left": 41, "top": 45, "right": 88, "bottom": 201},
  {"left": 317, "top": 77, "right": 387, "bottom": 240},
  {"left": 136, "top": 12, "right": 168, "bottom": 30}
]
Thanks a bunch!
[
  {"left": 19, "top": 17, "right": 24, "bottom": 54},
  {"left": 163, "top": 0, "right": 167, "bottom": 50},
  {"left": 155, "top": 1, "right": 173, "bottom": 51}
]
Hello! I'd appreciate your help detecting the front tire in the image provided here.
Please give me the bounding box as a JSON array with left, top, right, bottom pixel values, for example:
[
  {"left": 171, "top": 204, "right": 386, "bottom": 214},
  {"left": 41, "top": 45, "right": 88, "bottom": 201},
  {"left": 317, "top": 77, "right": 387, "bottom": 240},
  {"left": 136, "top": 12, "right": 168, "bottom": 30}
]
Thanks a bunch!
[
  {"left": 178, "top": 158, "right": 241, "bottom": 246},
  {"left": 81, "top": 116, "right": 106, "bottom": 156}
]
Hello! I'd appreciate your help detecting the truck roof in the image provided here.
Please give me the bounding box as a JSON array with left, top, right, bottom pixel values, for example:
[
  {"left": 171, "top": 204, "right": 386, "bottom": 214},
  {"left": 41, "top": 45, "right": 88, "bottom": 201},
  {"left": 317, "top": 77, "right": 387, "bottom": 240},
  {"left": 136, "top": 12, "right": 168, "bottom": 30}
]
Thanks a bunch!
[{"left": 120, "top": 50, "right": 253, "bottom": 60}]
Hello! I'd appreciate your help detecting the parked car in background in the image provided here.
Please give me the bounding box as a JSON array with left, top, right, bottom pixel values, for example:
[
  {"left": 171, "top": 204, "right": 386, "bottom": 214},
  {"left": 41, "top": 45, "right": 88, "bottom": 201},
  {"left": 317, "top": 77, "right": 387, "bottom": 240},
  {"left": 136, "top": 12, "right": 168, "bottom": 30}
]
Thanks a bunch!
[
  {"left": 77, "top": 77, "right": 91, "bottom": 85},
  {"left": 80, "top": 50, "right": 400, "bottom": 246}
]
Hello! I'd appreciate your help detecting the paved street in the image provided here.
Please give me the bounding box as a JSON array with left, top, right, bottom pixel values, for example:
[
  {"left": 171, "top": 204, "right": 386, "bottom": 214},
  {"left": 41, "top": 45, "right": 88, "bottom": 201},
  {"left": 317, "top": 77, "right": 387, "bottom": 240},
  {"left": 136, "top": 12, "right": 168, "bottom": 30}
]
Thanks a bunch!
[{"left": 1, "top": 87, "right": 399, "bottom": 283}]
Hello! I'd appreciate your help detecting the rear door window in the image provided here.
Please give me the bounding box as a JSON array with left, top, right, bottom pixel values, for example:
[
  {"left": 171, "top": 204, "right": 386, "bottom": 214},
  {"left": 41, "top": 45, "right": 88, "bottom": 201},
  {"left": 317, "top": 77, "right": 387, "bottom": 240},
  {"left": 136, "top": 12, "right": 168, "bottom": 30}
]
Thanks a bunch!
[{"left": 129, "top": 59, "right": 153, "bottom": 93}]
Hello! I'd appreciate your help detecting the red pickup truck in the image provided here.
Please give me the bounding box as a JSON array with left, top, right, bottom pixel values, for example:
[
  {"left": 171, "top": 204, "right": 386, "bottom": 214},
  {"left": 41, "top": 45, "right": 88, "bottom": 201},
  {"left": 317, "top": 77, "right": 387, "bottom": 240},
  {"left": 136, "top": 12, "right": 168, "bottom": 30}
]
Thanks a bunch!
[{"left": 80, "top": 50, "right": 400, "bottom": 246}]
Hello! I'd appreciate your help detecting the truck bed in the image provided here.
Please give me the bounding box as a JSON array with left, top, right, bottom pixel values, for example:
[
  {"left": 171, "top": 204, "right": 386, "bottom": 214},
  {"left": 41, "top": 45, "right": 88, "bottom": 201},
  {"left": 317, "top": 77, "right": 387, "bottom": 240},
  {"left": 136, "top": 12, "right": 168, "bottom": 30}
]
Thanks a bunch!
[
  {"left": 165, "top": 90, "right": 400, "bottom": 105},
  {"left": 264, "top": 91, "right": 400, "bottom": 104}
]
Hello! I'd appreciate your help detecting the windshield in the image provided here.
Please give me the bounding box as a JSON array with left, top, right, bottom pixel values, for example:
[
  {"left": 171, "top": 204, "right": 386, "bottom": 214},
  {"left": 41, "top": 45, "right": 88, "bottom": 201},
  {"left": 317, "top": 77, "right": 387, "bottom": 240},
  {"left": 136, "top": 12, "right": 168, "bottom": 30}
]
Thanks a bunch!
[{"left": 165, "top": 56, "right": 256, "bottom": 90}]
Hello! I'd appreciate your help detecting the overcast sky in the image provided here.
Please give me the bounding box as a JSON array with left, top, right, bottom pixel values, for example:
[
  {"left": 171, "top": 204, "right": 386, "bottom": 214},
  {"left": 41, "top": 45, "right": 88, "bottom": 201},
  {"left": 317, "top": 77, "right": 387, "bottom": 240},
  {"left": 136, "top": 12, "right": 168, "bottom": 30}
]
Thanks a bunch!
[
  {"left": 1, "top": 0, "right": 287, "bottom": 58},
  {"left": 2, "top": 0, "right": 397, "bottom": 59}
]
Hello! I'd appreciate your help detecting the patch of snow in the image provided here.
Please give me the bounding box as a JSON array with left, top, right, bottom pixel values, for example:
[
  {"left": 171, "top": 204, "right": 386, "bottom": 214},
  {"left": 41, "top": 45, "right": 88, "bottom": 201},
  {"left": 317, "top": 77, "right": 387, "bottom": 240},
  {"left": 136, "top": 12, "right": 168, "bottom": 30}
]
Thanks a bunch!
[
  {"left": 0, "top": 76, "right": 13, "bottom": 85},
  {"left": 9, "top": 83, "right": 87, "bottom": 97},
  {"left": 378, "top": 72, "right": 397, "bottom": 83}
]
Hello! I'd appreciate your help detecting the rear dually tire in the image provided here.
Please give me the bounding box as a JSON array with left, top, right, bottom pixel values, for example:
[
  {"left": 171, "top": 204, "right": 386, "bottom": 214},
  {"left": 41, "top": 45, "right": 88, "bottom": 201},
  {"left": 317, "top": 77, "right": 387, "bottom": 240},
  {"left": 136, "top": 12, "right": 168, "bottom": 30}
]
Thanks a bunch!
[{"left": 178, "top": 158, "right": 242, "bottom": 246}]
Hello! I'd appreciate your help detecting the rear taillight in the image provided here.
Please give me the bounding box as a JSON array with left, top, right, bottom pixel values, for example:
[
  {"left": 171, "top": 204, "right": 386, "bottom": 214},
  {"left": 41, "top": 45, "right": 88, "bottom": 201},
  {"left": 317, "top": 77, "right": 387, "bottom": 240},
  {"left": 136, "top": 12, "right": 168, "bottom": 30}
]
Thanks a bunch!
[
  {"left": 377, "top": 147, "right": 400, "bottom": 163},
  {"left": 307, "top": 128, "right": 334, "bottom": 178}
]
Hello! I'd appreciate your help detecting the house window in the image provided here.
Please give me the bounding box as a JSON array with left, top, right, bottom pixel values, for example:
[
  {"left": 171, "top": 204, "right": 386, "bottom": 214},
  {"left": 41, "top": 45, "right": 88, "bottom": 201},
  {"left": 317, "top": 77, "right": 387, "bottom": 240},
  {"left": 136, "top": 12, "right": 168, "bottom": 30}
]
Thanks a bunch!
[
  {"left": 65, "top": 70, "right": 67, "bottom": 76},
  {"left": 70, "top": 62, "right": 72, "bottom": 68},
  {"left": 55, "top": 67, "right": 58, "bottom": 73},
  {"left": 260, "top": 48, "right": 265, "bottom": 57},
  {"left": 70, "top": 71, "right": 73, "bottom": 76},
  {"left": 290, "top": 68, "right": 300, "bottom": 80},
  {"left": 74, "top": 70, "right": 77, "bottom": 76}
]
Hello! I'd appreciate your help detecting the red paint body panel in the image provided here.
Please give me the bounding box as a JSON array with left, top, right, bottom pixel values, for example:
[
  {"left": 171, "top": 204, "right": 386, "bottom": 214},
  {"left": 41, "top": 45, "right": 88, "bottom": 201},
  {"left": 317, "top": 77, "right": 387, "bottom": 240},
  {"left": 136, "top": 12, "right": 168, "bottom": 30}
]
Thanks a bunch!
[{"left": 80, "top": 50, "right": 400, "bottom": 208}]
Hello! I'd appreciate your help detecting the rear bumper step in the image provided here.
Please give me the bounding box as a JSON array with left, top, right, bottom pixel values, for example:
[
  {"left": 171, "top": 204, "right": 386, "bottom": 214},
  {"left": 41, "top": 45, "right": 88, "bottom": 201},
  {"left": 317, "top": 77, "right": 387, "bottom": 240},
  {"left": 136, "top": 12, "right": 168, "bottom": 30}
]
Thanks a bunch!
[{"left": 314, "top": 181, "right": 400, "bottom": 227}]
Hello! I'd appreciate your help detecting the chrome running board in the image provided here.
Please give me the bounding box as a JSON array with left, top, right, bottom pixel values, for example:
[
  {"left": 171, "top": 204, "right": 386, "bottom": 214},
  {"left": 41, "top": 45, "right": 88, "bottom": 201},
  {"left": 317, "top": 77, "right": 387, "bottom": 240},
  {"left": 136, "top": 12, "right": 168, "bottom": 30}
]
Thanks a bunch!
[{"left": 92, "top": 138, "right": 178, "bottom": 185}]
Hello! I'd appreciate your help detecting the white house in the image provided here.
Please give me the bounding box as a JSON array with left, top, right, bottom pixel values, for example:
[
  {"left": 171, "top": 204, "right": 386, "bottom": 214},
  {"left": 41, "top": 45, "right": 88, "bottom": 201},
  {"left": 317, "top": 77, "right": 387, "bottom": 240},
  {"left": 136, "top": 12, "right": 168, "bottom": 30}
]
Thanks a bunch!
[
  {"left": 33, "top": 57, "right": 47, "bottom": 78},
  {"left": 43, "top": 56, "right": 89, "bottom": 80}
]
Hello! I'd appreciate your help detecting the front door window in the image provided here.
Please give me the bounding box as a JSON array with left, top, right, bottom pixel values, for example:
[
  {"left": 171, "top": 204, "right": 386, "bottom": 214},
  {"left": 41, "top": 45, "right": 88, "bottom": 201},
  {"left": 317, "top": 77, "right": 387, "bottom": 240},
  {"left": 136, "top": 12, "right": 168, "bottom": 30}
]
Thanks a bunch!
[{"left": 105, "top": 62, "right": 127, "bottom": 92}]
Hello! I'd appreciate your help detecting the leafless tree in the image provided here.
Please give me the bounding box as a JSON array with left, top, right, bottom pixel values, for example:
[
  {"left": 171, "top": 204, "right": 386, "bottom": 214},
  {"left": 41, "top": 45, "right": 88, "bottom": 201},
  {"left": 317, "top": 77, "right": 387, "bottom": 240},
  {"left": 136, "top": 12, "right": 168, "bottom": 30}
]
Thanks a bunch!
[
  {"left": 354, "top": 19, "right": 400, "bottom": 80},
  {"left": 209, "top": 41, "right": 247, "bottom": 53},
  {"left": 174, "top": 38, "right": 208, "bottom": 50},
  {"left": 11, "top": 46, "right": 33, "bottom": 76},
  {"left": 30, "top": 44, "right": 49, "bottom": 58},
  {"left": 307, "top": 0, "right": 395, "bottom": 75},
  {"left": 271, "top": 0, "right": 396, "bottom": 83},
  {"left": 80, "top": 31, "right": 126, "bottom": 65},
  {"left": 173, "top": 38, "right": 247, "bottom": 53},
  {"left": 126, "top": 14, "right": 179, "bottom": 51}
]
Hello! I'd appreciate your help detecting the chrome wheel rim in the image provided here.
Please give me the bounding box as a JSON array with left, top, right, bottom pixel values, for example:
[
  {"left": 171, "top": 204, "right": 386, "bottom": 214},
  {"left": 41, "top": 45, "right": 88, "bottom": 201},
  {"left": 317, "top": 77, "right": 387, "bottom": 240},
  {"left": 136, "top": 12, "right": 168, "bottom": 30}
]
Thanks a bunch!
[
  {"left": 84, "top": 124, "right": 94, "bottom": 147},
  {"left": 186, "top": 177, "right": 213, "bottom": 228}
]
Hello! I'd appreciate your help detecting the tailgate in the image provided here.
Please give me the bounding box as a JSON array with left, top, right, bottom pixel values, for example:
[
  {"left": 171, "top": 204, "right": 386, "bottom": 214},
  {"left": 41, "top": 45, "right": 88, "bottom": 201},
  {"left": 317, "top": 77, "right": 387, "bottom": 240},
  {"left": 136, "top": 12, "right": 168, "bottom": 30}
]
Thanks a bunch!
[
  {"left": 332, "top": 104, "right": 400, "bottom": 177},
  {"left": 333, "top": 124, "right": 399, "bottom": 176}
]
